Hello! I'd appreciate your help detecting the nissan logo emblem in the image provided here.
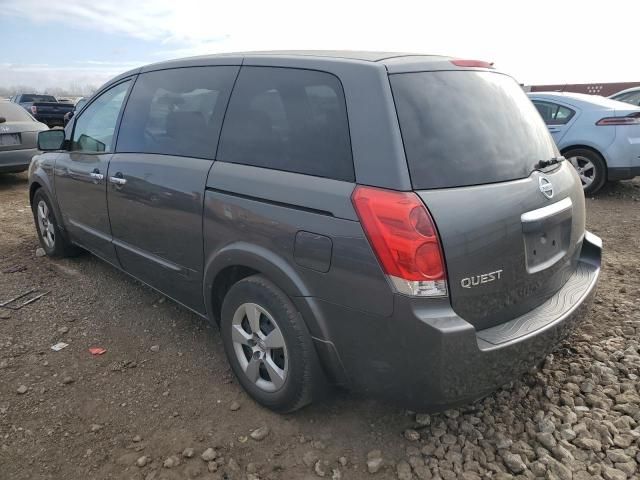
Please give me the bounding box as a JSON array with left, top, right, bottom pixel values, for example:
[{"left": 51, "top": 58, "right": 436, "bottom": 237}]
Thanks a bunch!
[{"left": 538, "top": 176, "right": 554, "bottom": 199}]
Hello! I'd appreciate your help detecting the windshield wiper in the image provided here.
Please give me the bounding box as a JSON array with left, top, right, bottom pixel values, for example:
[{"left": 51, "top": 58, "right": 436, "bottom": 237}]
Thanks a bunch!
[{"left": 537, "top": 156, "right": 564, "bottom": 169}]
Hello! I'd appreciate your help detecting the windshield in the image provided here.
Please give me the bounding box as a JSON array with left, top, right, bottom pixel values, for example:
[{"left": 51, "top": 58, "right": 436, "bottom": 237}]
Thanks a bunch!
[
  {"left": 75, "top": 98, "right": 88, "bottom": 111},
  {"left": 390, "top": 71, "right": 557, "bottom": 189},
  {"left": 0, "top": 102, "right": 36, "bottom": 122}
]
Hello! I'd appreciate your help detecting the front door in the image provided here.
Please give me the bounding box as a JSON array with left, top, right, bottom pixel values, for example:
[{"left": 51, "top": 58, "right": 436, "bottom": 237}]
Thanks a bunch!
[
  {"left": 106, "top": 66, "right": 238, "bottom": 313},
  {"left": 54, "top": 79, "right": 132, "bottom": 264}
]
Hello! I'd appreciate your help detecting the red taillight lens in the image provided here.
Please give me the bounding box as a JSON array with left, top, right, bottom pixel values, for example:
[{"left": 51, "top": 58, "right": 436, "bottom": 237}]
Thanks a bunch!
[
  {"left": 450, "top": 59, "right": 494, "bottom": 69},
  {"left": 351, "top": 186, "right": 447, "bottom": 297},
  {"left": 596, "top": 115, "right": 640, "bottom": 126},
  {"left": 30, "top": 106, "right": 37, "bottom": 114}
]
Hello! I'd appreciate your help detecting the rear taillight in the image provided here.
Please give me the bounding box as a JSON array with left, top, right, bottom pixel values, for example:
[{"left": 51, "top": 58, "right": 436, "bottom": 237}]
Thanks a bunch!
[
  {"left": 450, "top": 59, "right": 494, "bottom": 69},
  {"left": 30, "top": 106, "right": 37, "bottom": 114},
  {"left": 351, "top": 186, "right": 448, "bottom": 297},
  {"left": 596, "top": 115, "right": 640, "bottom": 126}
]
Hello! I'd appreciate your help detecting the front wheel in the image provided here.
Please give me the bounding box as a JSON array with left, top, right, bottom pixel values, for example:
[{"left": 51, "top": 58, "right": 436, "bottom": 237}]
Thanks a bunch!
[
  {"left": 564, "top": 148, "right": 607, "bottom": 195},
  {"left": 31, "top": 189, "right": 78, "bottom": 257},
  {"left": 220, "top": 275, "right": 324, "bottom": 412}
]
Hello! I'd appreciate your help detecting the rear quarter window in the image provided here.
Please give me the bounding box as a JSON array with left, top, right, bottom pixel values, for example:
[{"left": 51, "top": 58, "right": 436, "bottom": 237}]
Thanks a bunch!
[
  {"left": 532, "top": 100, "right": 575, "bottom": 125},
  {"left": 217, "top": 66, "right": 354, "bottom": 182},
  {"left": 390, "top": 71, "right": 557, "bottom": 189},
  {"left": 20, "top": 95, "right": 56, "bottom": 103},
  {"left": 117, "top": 66, "right": 238, "bottom": 159}
]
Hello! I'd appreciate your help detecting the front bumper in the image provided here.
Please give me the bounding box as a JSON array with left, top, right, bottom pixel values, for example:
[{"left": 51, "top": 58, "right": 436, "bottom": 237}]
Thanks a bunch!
[
  {"left": 0, "top": 148, "right": 38, "bottom": 173},
  {"left": 305, "top": 232, "right": 601, "bottom": 411}
]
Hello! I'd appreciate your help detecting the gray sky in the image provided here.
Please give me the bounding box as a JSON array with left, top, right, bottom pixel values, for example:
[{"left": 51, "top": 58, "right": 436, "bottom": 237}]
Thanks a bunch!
[{"left": 1, "top": 0, "right": 639, "bottom": 90}]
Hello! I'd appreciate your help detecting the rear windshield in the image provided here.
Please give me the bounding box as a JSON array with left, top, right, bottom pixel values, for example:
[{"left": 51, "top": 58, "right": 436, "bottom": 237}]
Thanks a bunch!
[
  {"left": 0, "top": 102, "right": 35, "bottom": 122},
  {"left": 390, "top": 71, "right": 556, "bottom": 189},
  {"left": 20, "top": 95, "right": 56, "bottom": 103}
]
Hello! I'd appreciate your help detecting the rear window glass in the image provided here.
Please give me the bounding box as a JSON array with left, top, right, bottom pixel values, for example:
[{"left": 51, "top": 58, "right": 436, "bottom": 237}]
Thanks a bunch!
[
  {"left": 217, "top": 67, "right": 354, "bottom": 182},
  {"left": 20, "top": 95, "right": 56, "bottom": 103},
  {"left": 390, "top": 71, "right": 557, "bottom": 189},
  {"left": 117, "top": 66, "right": 237, "bottom": 159},
  {"left": 0, "top": 102, "right": 36, "bottom": 122},
  {"left": 532, "top": 101, "right": 575, "bottom": 125}
]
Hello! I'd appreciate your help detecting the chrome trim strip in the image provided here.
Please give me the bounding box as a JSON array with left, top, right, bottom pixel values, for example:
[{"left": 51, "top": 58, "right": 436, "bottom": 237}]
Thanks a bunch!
[{"left": 521, "top": 197, "right": 573, "bottom": 223}]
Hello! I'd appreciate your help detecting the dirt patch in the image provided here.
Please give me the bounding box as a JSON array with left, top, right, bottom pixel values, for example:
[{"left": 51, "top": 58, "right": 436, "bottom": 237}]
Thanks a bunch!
[{"left": 1, "top": 172, "right": 639, "bottom": 479}]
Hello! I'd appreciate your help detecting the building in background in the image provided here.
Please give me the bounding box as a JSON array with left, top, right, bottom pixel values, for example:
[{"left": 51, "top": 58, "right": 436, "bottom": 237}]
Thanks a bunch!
[{"left": 526, "top": 82, "right": 640, "bottom": 97}]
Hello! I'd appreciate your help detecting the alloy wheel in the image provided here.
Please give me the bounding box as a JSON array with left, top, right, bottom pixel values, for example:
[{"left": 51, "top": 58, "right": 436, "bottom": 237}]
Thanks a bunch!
[
  {"left": 37, "top": 200, "right": 55, "bottom": 249},
  {"left": 230, "top": 302, "right": 288, "bottom": 392},
  {"left": 568, "top": 155, "right": 595, "bottom": 188}
]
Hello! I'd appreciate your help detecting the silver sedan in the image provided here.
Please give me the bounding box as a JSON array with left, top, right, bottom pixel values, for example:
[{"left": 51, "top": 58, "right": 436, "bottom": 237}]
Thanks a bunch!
[{"left": 0, "top": 101, "right": 49, "bottom": 174}]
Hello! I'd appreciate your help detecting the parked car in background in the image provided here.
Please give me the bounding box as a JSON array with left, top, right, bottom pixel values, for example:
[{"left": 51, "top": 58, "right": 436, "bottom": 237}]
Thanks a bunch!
[
  {"left": 11, "top": 93, "right": 74, "bottom": 128},
  {"left": 0, "top": 101, "right": 48, "bottom": 173},
  {"left": 30, "top": 51, "right": 601, "bottom": 412},
  {"left": 529, "top": 92, "right": 640, "bottom": 194},
  {"left": 609, "top": 86, "right": 640, "bottom": 107},
  {"left": 63, "top": 97, "right": 89, "bottom": 126}
]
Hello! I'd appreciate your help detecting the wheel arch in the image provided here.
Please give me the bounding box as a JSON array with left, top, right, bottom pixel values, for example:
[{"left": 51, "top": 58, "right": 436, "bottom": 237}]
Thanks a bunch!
[
  {"left": 202, "top": 243, "right": 349, "bottom": 386},
  {"left": 29, "top": 177, "right": 67, "bottom": 234},
  {"left": 561, "top": 145, "right": 608, "bottom": 167},
  {"left": 29, "top": 180, "right": 42, "bottom": 205},
  {"left": 203, "top": 242, "right": 312, "bottom": 326}
]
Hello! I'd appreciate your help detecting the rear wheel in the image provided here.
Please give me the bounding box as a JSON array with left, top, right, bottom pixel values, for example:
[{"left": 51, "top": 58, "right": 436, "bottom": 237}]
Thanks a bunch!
[
  {"left": 220, "top": 275, "right": 322, "bottom": 412},
  {"left": 31, "top": 189, "right": 78, "bottom": 257},
  {"left": 564, "top": 148, "right": 606, "bottom": 195}
]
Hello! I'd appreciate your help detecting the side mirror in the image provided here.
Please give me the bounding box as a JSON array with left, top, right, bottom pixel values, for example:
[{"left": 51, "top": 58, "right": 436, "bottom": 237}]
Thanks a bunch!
[
  {"left": 38, "top": 129, "right": 66, "bottom": 151},
  {"left": 0, "top": 117, "right": 6, "bottom": 123}
]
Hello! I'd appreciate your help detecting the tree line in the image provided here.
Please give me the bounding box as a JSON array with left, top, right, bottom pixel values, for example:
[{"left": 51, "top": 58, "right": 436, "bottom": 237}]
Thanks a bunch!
[{"left": 0, "top": 84, "right": 98, "bottom": 98}]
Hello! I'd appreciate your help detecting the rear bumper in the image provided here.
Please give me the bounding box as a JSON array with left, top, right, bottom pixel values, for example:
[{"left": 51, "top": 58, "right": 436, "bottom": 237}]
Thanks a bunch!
[
  {"left": 305, "top": 232, "right": 601, "bottom": 411},
  {"left": 0, "top": 148, "right": 38, "bottom": 173},
  {"left": 608, "top": 166, "right": 640, "bottom": 181}
]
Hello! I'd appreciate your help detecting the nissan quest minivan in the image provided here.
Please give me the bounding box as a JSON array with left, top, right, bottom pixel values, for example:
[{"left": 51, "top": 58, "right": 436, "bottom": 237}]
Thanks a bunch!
[{"left": 30, "top": 51, "right": 601, "bottom": 412}]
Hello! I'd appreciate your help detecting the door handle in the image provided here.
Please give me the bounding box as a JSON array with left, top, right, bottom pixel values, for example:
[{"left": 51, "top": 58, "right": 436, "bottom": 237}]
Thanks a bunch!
[{"left": 109, "top": 173, "right": 127, "bottom": 186}]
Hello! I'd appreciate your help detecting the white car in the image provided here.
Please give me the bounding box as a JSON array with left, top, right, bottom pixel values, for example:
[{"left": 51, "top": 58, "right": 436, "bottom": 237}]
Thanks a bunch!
[
  {"left": 529, "top": 92, "right": 640, "bottom": 194},
  {"left": 610, "top": 87, "right": 640, "bottom": 107}
]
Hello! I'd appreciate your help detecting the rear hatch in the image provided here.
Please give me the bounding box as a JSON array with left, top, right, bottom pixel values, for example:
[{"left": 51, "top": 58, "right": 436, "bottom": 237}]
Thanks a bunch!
[
  {"left": 0, "top": 121, "right": 46, "bottom": 151},
  {"left": 390, "top": 70, "right": 586, "bottom": 330}
]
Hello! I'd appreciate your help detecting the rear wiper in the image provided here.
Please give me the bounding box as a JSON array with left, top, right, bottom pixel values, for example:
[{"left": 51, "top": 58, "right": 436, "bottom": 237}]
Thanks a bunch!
[{"left": 537, "top": 156, "right": 565, "bottom": 169}]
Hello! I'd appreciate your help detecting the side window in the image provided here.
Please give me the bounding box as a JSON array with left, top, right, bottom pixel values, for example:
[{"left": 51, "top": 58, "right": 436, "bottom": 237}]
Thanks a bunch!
[
  {"left": 72, "top": 81, "right": 131, "bottom": 153},
  {"left": 533, "top": 101, "right": 556, "bottom": 123},
  {"left": 116, "top": 66, "right": 238, "bottom": 159},
  {"left": 554, "top": 105, "right": 574, "bottom": 123},
  {"left": 620, "top": 91, "right": 640, "bottom": 106},
  {"left": 218, "top": 66, "right": 354, "bottom": 182},
  {"left": 533, "top": 101, "right": 574, "bottom": 125}
]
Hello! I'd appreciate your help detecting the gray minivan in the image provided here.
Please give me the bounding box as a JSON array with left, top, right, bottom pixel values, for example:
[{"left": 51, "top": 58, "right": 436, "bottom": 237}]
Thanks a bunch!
[{"left": 30, "top": 51, "right": 601, "bottom": 412}]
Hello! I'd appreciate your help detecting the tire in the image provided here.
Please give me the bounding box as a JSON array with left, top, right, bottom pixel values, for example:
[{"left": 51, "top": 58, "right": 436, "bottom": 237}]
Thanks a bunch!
[
  {"left": 31, "top": 189, "right": 79, "bottom": 257},
  {"left": 220, "top": 274, "right": 324, "bottom": 412},
  {"left": 564, "top": 148, "right": 607, "bottom": 195}
]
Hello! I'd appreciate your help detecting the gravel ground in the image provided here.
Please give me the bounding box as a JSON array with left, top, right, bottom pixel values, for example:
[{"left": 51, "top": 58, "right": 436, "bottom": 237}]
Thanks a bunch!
[{"left": 1, "top": 172, "right": 639, "bottom": 480}]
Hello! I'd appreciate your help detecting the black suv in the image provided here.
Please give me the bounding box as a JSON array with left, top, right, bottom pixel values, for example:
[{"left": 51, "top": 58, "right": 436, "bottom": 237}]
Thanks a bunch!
[{"left": 31, "top": 51, "right": 601, "bottom": 412}]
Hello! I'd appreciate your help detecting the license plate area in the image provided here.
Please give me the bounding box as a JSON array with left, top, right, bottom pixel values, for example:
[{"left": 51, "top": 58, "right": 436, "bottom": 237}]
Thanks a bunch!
[
  {"left": 0, "top": 133, "right": 21, "bottom": 146},
  {"left": 521, "top": 197, "right": 573, "bottom": 274}
]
